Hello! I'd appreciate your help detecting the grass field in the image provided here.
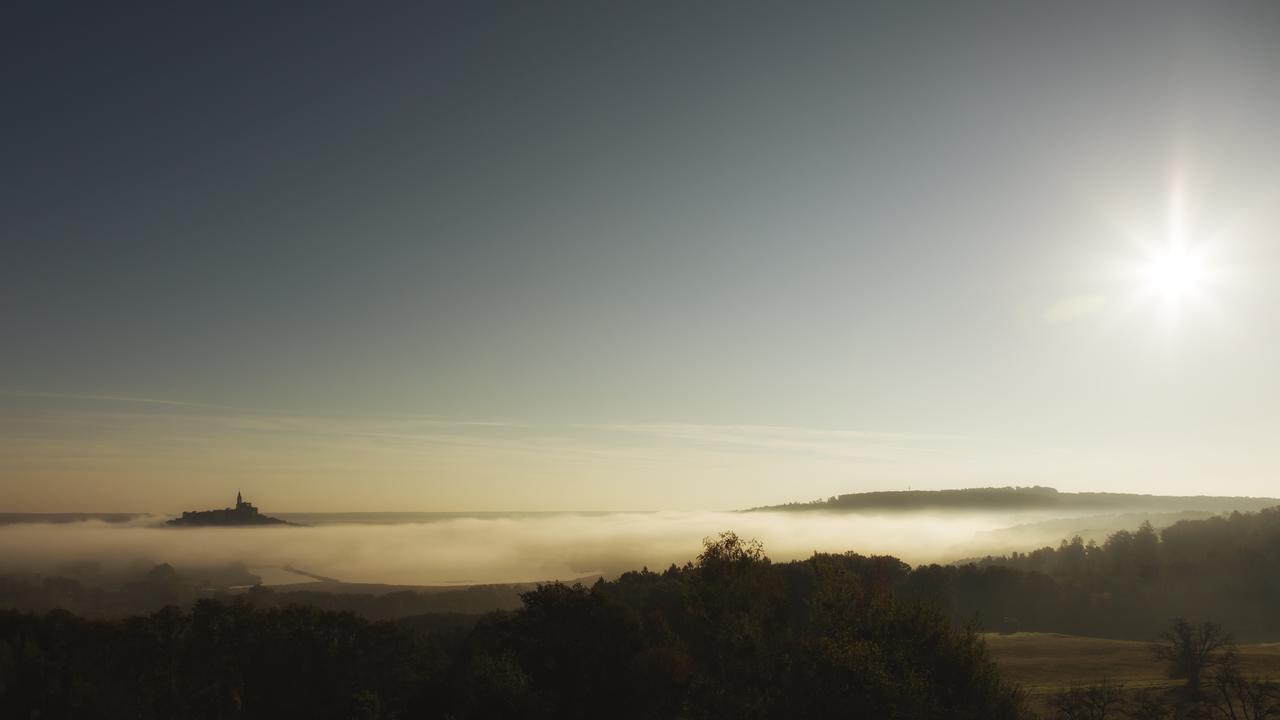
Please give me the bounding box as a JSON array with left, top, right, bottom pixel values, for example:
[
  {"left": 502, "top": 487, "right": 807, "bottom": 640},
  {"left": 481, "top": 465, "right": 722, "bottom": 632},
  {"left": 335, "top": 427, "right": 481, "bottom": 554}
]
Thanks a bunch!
[{"left": 984, "top": 632, "right": 1280, "bottom": 695}]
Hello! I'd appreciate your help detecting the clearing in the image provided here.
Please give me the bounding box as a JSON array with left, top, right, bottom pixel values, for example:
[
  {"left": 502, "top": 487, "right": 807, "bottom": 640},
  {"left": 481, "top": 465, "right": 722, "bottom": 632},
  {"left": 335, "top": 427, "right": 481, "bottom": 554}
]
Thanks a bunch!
[{"left": 984, "top": 632, "right": 1280, "bottom": 694}]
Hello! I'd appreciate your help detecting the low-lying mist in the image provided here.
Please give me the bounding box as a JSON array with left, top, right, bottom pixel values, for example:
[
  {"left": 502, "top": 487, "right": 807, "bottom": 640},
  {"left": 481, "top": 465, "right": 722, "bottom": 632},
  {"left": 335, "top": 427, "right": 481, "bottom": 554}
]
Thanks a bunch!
[
  {"left": 6, "top": 506, "right": 1203, "bottom": 587},
  {"left": 0, "top": 511, "right": 1034, "bottom": 586}
]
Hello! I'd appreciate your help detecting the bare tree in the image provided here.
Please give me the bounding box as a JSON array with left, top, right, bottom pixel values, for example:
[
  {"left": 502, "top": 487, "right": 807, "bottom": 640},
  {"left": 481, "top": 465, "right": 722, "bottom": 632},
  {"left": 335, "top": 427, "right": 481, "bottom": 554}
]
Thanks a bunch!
[
  {"left": 1205, "top": 657, "right": 1280, "bottom": 720},
  {"left": 1152, "top": 618, "right": 1236, "bottom": 695},
  {"left": 1124, "top": 689, "right": 1170, "bottom": 720},
  {"left": 1050, "top": 678, "right": 1127, "bottom": 720}
]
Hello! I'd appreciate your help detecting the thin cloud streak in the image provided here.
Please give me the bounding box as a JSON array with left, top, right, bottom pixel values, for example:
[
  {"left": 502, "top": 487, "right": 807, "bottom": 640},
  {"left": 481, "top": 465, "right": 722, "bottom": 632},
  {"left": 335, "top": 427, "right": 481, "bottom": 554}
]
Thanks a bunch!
[
  {"left": 4, "top": 401, "right": 954, "bottom": 469},
  {"left": 4, "top": 391, "right": 949, "bottom": 464},
  {"left": 603, "top": 422, "right": 954, "bottom": 461},
  {"left": 8, "top": 393, "right": 1121, "bottom": 513}
]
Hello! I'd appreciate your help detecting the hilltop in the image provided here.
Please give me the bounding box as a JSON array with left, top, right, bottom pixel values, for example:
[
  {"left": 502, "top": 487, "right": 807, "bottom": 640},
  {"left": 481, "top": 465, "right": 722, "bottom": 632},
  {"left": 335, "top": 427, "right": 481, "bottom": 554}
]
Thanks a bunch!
[
  {"left": 748, "top": 485, "right": 1280, "bottom": 514},
  {"left": 166, "top": 492, "right": 291, "bottom": 527}
]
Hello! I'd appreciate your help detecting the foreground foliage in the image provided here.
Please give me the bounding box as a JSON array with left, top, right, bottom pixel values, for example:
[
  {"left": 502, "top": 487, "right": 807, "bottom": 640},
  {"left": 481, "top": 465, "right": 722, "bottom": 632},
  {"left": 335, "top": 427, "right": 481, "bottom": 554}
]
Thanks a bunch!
[{"left": 0, "top": 533, "right": 1025, "bottom": 719}]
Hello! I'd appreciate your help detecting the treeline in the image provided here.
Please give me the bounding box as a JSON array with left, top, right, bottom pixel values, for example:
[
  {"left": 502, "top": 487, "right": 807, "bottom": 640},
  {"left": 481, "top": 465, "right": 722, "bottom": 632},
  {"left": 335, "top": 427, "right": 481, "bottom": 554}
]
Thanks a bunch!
[
  {"left": 0, "top": 567, "right": 531, "bottom": 620},
  {"left": 243, "top": 583, "right": 528, "bottom": 618},
  {"left": 913, "top": 508, "right": 1280, "bottom": 641},
  {"left": 0, "top": 533, "right": 1026, "bottom": 720},
  {"left": 0, "top": 563, "right": 253, "bottom": 618}
]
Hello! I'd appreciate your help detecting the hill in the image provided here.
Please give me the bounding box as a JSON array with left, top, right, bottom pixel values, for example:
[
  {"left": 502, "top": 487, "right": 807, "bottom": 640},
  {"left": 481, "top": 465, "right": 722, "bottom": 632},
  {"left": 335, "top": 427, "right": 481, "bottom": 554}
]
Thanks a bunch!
[{"left": 749, "top": 486, "right": 1280, "bottom": 514}]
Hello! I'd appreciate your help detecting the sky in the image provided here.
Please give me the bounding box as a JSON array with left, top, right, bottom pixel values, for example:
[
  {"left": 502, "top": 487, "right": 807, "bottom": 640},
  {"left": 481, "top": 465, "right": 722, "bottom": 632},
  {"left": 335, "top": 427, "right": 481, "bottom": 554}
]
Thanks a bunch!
[{"left": 4, "top": 2, "right": 1280, "bottom": 512}]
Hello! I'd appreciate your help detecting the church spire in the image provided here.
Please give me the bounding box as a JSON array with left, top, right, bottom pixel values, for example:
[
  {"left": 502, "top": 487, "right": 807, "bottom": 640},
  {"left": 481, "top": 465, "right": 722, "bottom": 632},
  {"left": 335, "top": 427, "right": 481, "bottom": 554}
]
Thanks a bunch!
[{"left": 237, "top": 490, "right": 243, "bottom": 507}]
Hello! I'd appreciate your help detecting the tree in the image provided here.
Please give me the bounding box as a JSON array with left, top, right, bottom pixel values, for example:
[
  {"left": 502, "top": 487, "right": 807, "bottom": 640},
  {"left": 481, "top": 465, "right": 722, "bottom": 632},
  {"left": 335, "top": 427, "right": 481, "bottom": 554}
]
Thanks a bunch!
[
  {"left": 1048, "top": 678, "right": 1127, "bottom": 720},
  {"left": 1205, "top": 655, "right": 1280, "bottom": 720},
  {"left": 1124, "top": 689, "right": 1171, "bottom": 720},
  {"left": 1152, "top": 618, "right": 1236, "bottom": 695}
]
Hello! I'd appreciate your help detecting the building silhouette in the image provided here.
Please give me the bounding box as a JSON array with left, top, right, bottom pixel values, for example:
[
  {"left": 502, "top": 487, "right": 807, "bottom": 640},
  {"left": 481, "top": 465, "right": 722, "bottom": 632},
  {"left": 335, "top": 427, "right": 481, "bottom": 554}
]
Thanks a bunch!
[{"left": 167, "top": 491, "right": 289, "bottom": 526}]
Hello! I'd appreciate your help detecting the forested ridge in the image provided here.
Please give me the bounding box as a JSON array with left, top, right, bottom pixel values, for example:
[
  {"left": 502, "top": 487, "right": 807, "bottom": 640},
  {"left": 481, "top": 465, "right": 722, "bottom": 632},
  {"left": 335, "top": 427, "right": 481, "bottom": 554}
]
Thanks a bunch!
[
  {"left": 754, "top": 486, "right": 1280, "bottom": 514},
  {"left": 921, "top": 507, "right": 1280, "bottom": 641}
]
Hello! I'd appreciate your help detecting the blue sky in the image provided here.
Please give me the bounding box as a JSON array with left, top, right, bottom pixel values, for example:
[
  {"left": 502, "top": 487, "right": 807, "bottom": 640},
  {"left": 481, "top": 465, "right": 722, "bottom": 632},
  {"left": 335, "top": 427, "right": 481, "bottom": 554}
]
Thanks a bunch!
[{"left": 4, "top": 2, "right": 1280, "bottom": 511}]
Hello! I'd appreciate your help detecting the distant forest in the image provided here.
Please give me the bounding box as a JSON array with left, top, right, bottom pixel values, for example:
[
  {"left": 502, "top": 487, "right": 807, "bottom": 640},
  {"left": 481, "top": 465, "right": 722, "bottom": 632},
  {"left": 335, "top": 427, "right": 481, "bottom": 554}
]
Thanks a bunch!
[
  {"left": 924, "top": 507, "right": 1280, "bottom": 641},
  {"left": 752, "top": 485, "right": 1280, "bottom": 514}
]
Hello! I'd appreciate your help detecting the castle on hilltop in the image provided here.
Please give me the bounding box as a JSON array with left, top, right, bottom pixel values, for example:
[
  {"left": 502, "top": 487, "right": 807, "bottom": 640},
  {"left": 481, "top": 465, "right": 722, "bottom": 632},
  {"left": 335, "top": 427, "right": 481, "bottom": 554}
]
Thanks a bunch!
[{"left": 167, "top": 491, "right": 289, "bottom": 527}]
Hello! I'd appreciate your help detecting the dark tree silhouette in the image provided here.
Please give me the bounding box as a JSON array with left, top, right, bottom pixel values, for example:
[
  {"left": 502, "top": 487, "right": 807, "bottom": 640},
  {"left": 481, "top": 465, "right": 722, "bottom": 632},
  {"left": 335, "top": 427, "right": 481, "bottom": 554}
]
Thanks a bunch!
[
  {"left": 1124, "top": 689, "right": 1172, "bottom": 720},
  {"left": 0, "top": 534, "right": 1031, "bottom": 719},
  {"left": 1047, "top": 678, "right": 1127, "bottom": 720},
  {"left": 1152, "top": 618, "right": 1235, "bottom": 696},
  {"left": 1206, "top": 656, "right": 1280, "bottom": 720}
]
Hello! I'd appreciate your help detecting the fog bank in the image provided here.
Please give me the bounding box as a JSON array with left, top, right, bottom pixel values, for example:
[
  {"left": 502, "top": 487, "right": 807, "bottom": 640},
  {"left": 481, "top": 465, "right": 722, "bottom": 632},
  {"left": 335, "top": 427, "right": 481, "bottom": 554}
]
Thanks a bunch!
[{"left": 0, "top": 511, "right": 1018, "bottom": 586}]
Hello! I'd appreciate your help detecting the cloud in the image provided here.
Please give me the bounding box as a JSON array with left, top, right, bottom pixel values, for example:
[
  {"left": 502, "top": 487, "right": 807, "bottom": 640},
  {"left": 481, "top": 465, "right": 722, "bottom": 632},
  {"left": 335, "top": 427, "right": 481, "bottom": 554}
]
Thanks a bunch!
[
  {"left": 1042, "top": 293, "right": 1108, "bottom": 324},
  {"left": 602, "top": 423, "right": 945, "bottom": 461},
  {"left": 6, "top": 392, "right": 1036, "bottom": 514},
  {"left": 0, "top": 390, "right": 240, "bottom": 411},
  {"left": 2, "top": 394, "right": 969, "bottom": 506}
]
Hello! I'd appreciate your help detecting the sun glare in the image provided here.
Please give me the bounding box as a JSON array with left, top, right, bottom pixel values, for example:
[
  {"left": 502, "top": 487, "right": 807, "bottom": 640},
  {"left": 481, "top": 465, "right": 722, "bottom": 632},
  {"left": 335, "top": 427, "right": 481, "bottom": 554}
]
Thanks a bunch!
[
  {"left": 1109, "top": 172, "right": 1238, "bottom": 333},
  {"left": 1142, "top": 247, "right": 1206, "bottom": 302}
]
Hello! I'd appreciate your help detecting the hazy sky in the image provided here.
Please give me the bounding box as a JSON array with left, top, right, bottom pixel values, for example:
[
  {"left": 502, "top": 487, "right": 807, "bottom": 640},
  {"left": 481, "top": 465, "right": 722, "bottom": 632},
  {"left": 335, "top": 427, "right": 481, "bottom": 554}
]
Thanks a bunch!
[{"left": 4, "top": 3, "right": 1280, "bottom": 512}]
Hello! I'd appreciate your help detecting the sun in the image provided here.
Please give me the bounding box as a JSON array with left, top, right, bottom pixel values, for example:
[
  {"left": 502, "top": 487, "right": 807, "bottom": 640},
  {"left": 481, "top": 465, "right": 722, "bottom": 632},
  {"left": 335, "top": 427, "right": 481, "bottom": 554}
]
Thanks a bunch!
[
  {"left": 1141, "top": 247, "right": 1206, "bottom": 302},
  {"left": 1117, "top": 173, "right": 1234, "bottom": 325},
  {"left": 1064, "top": 169, "right": 1248, "bottom": 335},
  {"left": 1096, "top": 172, "right": 1240, "bottom": 336}
]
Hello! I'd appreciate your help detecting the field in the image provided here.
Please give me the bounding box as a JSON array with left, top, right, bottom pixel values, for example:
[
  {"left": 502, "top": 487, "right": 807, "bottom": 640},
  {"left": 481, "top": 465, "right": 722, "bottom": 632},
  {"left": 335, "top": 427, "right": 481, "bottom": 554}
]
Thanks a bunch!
[{"left": 984, "top": 632, "right": 1280, "bottom": 694}]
